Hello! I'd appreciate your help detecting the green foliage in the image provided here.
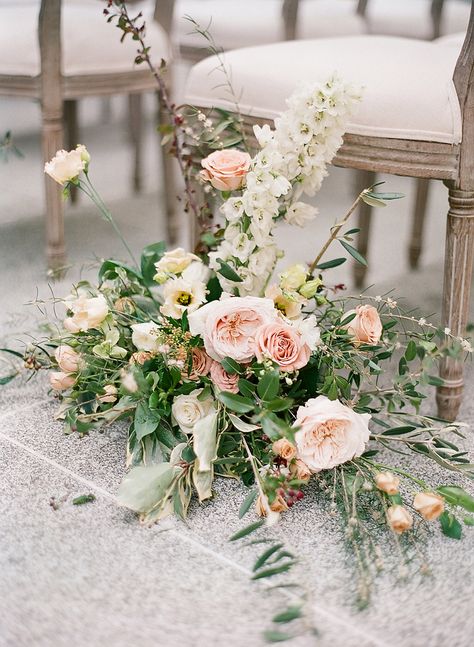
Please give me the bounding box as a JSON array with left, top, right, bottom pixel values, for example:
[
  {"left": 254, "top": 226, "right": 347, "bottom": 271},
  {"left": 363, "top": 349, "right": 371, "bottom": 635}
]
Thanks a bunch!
[{"left": 439, "top": 511, "right": 462, "bottom": 540}]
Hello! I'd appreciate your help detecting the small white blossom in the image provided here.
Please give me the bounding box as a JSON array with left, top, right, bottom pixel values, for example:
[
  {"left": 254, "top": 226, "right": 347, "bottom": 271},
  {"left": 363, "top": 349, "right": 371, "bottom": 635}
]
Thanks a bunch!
[
  {"left": 444, "top": 327, "right": 451, "bottom": 335},
  {"left": 418, "top": 318, "right": 426, "bottom": 326}
]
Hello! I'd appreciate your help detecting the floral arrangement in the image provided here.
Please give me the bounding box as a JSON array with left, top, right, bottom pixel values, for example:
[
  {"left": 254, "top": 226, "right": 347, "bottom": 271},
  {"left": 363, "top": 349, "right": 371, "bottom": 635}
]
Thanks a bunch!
[{"left": 3, "top": 3, "right": 474, "bottom": 642}]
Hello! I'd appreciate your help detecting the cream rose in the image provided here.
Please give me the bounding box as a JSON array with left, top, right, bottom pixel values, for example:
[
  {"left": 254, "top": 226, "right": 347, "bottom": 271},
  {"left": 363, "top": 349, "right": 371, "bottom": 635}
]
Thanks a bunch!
[
  {"left": 272, "top": 438, "right": 297, "bottom": 461},
  {"left": 44, "top": 145, "right": 89, "bottom": 185},
  {"left": 49, "top": 371, "right": 75, "bottom": 391},
  {"left": 374, "top": 471, "right": 400, "bottom": 496},
  {"left": 200, "top": 149, "right": 251, "bottom": 191},
  {"left": 209, "top": 361, "right": 239, "bottom": 394},
  {"left": 131, "top": 322, "right": 160, "bottom": 352},
  {"left": 154, "top": 248, "right": 200, "bottom": 283},
  {"left": 171, "top": 388, "right": 214, "bottom": 434},
  {"left": 183, "top": 347, "right": 213, "bottom": 380},
  {"left": 54, "top": 346, "right": 82, "bottom": 374},
  {"left": 255, "top": 322, "right": 311, "bottom": 372},
  {"left": 188, "top": 296, "right": 278, "bottom": 363},
  {"left": 344, "top": 304, "right": 382, "bottom": 345},
  {"left": 294, "top": 396, "right": 371, "bottom": 472},
  {"left": 63, "top": 294, "right": 109, "bottom": 333},
  {"left": 413, "top": 492, "right": 445, "bottom": 521},
  {"left": 387, "top": 505, "right": 413, "bottom": 534}
]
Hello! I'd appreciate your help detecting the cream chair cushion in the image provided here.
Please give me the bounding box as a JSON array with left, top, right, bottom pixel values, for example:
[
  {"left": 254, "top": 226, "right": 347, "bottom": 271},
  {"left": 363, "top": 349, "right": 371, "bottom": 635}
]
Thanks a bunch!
[
  {"left": 0, "top": 2, "right": 170, "bottom": 77},
  {"left": 366, "top": 0, "right": 470, "bottom": 40},
  {"left": 185, "top": 35, "right": 463, "bottom": 145},
  {"left": 175, "top": 0, "right": 365, "bottom": 52}
]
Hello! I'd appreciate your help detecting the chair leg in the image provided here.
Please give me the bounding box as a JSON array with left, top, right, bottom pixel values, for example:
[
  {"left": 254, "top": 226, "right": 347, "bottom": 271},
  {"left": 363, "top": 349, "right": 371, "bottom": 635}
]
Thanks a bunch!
[
  {"left": 408, "top": 178, "right": 430, "bottom": 269},
  {"left": 64, "top": 99, "right": 79, "bottom": 204},
  {"left": 354, "top": 169, "right": 376, "bottom": 289},
  {"left": 129, "top": 93, "right": 143, "bottom": 193},
  {"left": 42, "top": 111, "right": 66, "bottom": 272},
  {"left": 436, "top": 184, "right": 474, "bottom": 421},
  {"left": 156, "top": 91, "right": 180, "bottom": 245}
]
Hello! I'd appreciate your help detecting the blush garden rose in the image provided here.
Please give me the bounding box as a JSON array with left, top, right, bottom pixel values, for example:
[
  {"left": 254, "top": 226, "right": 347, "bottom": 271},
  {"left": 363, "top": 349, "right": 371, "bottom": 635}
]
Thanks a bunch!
[{"left": 200, "top": 149, "right": 252, "bottom": 191}]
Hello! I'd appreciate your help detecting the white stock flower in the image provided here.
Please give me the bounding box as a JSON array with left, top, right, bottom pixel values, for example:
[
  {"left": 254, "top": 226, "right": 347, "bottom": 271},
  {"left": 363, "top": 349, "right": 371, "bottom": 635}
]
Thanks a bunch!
[
  {"left": 131, "top": 322, "right": 160, "bottom": 352},
  {"left": 161, "top": 277, "right": 207, "bottom": 319},
  {"left": 220, "top": 197, "right": 245, "bottom": 222},
  {"left": 44, "top": 145, "right": 89, "bottom": 185},
  {"left": 285, "top": 202, "right": 318, "bottom": 227},
  {"left": 171, "top": 388, "right": 214, "bottom": 434},
  {"left": 253, "top": 123, "right": 274, "bottom": 147},
  {"left": 231, "top": 233, "right": 256, "bottom": 262}
]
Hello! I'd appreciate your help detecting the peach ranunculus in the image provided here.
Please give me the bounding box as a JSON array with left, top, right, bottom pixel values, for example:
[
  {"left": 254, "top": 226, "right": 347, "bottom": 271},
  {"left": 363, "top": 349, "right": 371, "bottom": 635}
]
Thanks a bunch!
[
  {"left": 386, "top": 505, "right": 413, "bottom": 534},
  {"left": 188, "top": 296, "right": 278, "bottom": 363},
  {"left": 272, "top": 438, "right": 297, "bottom": 461},
  {"left": 200, "top": 149, "right": 251, "bottom": 191},
  {"left": 210, "top": 361, "right": 239, "bottom": 393},
  {"left": 63, "top": 294, "right": 109, "bottom": 333},
  {"left": 294, "top": 395, "right": 371, "bottom": 472},
  {"left": 254, "top": 322, "right": 311, "bottom": 372},
  {"left": 54, "top": 345, "right": 82, "bottom": 374},
  {"left": 413, "top": 492, "right": 445, "bottom": 521},
  {"left": 183, "top": 347, "right": 213, "bottom": 380},
  {"left": 344, "top": 304, "right": 382, "bottom": 345},
  {"left": 50, "top": 371, "right": 76, "bottom": 391}
]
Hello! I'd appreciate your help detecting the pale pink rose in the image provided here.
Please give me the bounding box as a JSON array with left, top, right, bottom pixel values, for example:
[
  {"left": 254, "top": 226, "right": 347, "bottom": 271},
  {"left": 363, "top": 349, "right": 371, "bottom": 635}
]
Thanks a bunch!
[
  {"left": 254, "top": 322, "right": 310, "bottom": 372},
  {"left": 200, "top": 149, "right": 251, "bottom": 191},
  {"left": 50, "top": 371, "right": 75, "bottom": 391},
  {"left": 344, "top": 304, "right": 382, "bottom": 345},
  {"left": 63, "top": 294, "right": 109, "bottom": 333},
  {"left": 188, "top": 296, "right": 278, "bottom": 363},
  {"left": 54, "top": 345, "right": 82, "bottom": 373},
  {"left": 210, "top": 361, "right": 239, "bottom": 393},
  {"left": 183, "top": 347, "right": 213, "bottom": 380},
  {"left": 387, "top": 505, "right": 413, "bottom": 534},
  {"left": 413, "top": 492, "right": 445, "bottom": 521},
  {"left": 294, "top": 396, "right": 371, "bottom": 472}
]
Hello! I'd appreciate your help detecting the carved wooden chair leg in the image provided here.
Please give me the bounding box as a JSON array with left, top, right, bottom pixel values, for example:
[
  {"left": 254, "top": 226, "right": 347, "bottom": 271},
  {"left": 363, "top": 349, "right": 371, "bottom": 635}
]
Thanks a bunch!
[
  {"left": 42, "top": 113, "right": 66, "bottom": 273},
  {"left": 156, "top": 90, "right": 180, "bottom": 245},
  {"left": 436, "top": 184, "right": 474, "bottom": 421},
  {"left": 354, "top": 169, "right": 376, "bottom": 288},
  {"left": 129, "top": 93, "right": 143, "bottom": 193},
  {"left": 64, "top": 99, "right": 79, "bottom": 204},
  {"left": 408, "top": 178, "right": 430, "bottom": 269}
]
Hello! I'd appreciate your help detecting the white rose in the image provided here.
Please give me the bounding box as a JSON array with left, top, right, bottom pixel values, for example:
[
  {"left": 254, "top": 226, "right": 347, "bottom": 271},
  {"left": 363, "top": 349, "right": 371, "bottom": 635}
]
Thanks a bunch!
[
  {"left": 171, "top": 388, "right": 214, "bottom": 434},
  {"left": 161, "top": 277, "right": 207, "bottom": 319},
  {"left": 44, "top": 145, "right": 89, "bottom": 185},
  {"left": 188, "top": 295, "right": 278, "bottom": 362},
  {"left": 63, "top": 294, "right": 109, "bottom": 333},
  {"left": 285, "top": 202, "right": 318, "bottom": 227},
  {"left": 131, "top": 322, "right": 160, "bottom": 352},
  {"left": 154, "top": 248, "right": 200, "bottom": 280},
  {"left": 294, "top": 396, "right": 371, "bottom": 472}
]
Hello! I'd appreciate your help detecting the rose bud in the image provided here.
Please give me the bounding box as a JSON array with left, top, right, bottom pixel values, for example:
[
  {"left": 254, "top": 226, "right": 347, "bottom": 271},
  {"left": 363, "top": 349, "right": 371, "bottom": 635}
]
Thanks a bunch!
[
  {"left": 255, "top": 493, "right": 288, "bottom": 516},
  {"left": 54, "top": 345, "right": 82, "bottom": 374},
  {"left": 98, "top": 384, "right": 118, "bottom": 404},
  {"left": 375, "top": 471, "right": 400, "bottom": 496},
  {"left": 413, "top": 492, "right": 445, "bottom": 521},
  {"left": 272, "top": 438, "right": 297, "bottom": 461},
  {"left": 386, "top": 505, "right": 413, "bottom": 534},
  {"left": 289, "top": 459, "right": 311, "bottom": 483},
  {"left": 49, "top": 371, "right": 75, "bottom": 391}
]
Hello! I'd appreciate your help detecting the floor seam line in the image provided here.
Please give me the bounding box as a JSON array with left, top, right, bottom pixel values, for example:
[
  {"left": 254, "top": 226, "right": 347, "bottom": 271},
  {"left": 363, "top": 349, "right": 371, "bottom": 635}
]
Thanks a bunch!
[{"left": 0, "top": 429, "right": 391, "bottom": 647}]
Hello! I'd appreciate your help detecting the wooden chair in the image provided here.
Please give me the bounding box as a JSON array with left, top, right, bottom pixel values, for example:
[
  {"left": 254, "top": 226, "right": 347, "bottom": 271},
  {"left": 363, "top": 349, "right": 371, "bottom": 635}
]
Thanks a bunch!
[
  {"left": 184, "top": 1, "right": 474, "bottom": 421},
  {"left": 0, "top": 0, "right": 174, "bottom": 270}
]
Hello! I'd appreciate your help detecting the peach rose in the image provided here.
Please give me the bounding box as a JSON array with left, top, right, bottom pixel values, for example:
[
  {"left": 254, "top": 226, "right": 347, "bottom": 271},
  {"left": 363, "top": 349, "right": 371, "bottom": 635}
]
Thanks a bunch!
[
  {"left": 387, "top": 505, "right": 413, "bottom": 534},
  {"left": 413, "top": 492, "right": 445, "bottom": 521},
  {"left": 294, "top": 396, "right": 371, "bottom": 472},
  {"left": 375, "top": 471, "right": 400, "bottom": 496},
  {"left": 188, "top": 296, "right": 278, "bottom": 363},
  {"left": 54, "top": 345, "right": 82, "bottom": 374},
  {"left": 289, "top": 459, "right": 311, "bottom": 483},
  {"left": 210, "top": 361, "right": 239, "bottom": 393},
  {"left": 200, "top": 149, "right": 251, "bottom": 191},
  {"left": 50, "top": 371, "right": 75, "bottom": 391},
  {"left": 255, "top": 322, "right": 310, "bottom": 372},
  {"left": 183, "top": 347, "right": 213, "bottom": 380},
  {"left": 272, "top": 438, "right": 297, "bottom": 461},
  {"left": 256, "top": 493, "right": 288, "bottom": 516},
  {"left": 344, "top": 304, "right": 382, "bottom": 345}
]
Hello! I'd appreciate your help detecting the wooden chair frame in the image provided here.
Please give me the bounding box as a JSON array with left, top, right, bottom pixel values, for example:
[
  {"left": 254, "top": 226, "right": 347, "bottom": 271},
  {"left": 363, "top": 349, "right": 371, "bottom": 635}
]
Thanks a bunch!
[{"left": 0, "top": 0, "right": 175, "bottom": 270}]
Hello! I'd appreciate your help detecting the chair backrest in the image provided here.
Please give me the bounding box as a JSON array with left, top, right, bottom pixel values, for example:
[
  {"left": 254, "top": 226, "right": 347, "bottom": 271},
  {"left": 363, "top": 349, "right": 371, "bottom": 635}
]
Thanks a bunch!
[
  {"left": 454, "top": 0, "right": 474, "bottom": 185},
  {"left": 39, "top": 0, "right": 62, "bottom": 116}
]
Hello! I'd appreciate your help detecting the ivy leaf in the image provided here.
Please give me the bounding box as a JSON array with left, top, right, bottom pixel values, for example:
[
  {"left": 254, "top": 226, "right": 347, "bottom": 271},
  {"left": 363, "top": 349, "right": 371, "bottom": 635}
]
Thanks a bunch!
[{"left": 439, "top": 511, "right": 462, "bottom": 540}]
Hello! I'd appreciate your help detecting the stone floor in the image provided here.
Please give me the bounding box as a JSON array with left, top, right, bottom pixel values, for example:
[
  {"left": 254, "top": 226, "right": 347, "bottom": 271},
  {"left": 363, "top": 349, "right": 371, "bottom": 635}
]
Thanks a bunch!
[{"left": 1, "top": 86, "right": 474, "bottom": 646}]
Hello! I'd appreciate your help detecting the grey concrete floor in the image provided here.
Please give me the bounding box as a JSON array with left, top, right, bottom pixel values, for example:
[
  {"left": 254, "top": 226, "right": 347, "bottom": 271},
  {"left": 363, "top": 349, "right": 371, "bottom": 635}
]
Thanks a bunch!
[{"left": 1, "top": 90, "right": 474, "bottom": 647}]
